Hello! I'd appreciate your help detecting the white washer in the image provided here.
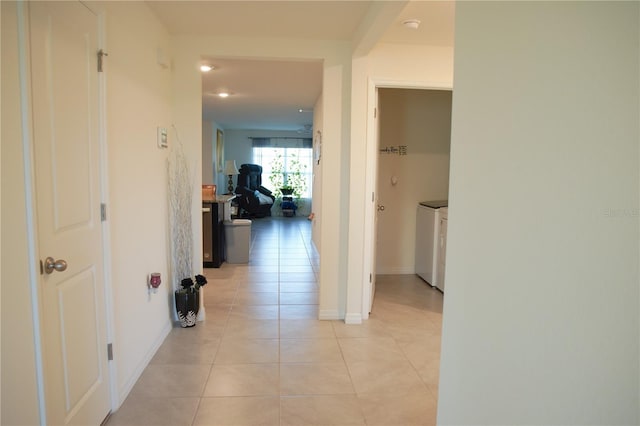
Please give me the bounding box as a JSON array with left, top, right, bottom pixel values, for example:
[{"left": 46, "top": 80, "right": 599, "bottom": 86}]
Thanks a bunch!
[{"left": 414, "top": 200, "right": 447, "bottom": 287}]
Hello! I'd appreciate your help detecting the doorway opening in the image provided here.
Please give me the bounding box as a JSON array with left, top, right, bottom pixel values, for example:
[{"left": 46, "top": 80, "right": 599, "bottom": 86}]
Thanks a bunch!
[
  {"left": 200, "top": 57, "right": 323, "bottom": 276},
  {"left": 363, "top": 83, "right": 453, "bottom": 318}
]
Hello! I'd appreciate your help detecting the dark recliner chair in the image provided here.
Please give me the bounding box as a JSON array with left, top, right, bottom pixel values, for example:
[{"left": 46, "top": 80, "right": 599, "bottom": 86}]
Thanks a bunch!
[{"left": 234, "top": 164, "right": 275, "bottom": 218}]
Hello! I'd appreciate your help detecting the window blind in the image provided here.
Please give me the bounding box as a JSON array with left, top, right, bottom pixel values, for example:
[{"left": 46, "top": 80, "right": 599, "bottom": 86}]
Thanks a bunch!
[{"left": 250, "top": 137, "right": 312, "bottom": 149}]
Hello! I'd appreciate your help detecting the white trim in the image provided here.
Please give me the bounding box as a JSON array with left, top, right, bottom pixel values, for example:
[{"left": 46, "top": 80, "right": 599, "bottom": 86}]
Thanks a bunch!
[
  {"left": 345, "top": 313, "right": 363, "bottom": 325},
  {"left": 93, "top": 8, "right": 119, "bottom": 414},
  {"left": 17, "top": 3, "right": 47, "bottom": 424},
  {"left": 369, "top": 79, "right": 453, "bottom": 91},
  {"left": 318, "top": 309, "right": 340, "bottom": 320},
  {"left": 376, "top": 267, "right": 416, "bottom": 275},
  {"left": 115, "top": 322, "right": 171, "bottom": 408},
  {"left": 362, "top": 78, "right": 454, "bottom": 320},
  {"left": 361, "top": 80, "right": 378, "bottom": 321}
]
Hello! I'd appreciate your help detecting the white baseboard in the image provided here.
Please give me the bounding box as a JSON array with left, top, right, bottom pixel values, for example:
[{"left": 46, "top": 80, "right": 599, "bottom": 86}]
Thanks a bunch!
[
  {"left": 345, "top": 313, "right": 363, "bottom": 325},
  {"left": 376, "top": 266, "right": 415, "bottom": 275},
  {"left": 116, "top": 321, "right": 172, "bottom": 408},
  {"left": 318, "top": 309, "right": 340, "bottom": 320},
  {"left": 309, "top": 239, "right": 319, "bottom": 258}
]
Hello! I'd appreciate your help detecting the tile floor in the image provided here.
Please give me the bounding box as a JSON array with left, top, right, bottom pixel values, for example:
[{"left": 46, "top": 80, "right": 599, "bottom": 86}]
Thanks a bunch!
[{"left": 107, "top": 217, "right": 443, "bottom": 426}]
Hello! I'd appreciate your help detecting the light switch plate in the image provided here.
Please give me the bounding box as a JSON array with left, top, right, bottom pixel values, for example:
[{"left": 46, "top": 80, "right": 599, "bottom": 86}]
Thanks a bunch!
[{"left": 157, "top": 127, "right": 168, "bottom": 148}]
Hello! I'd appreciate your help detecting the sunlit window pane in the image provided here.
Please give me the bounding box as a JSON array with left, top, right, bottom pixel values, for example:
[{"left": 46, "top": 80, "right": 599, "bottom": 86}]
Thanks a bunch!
[{"left": 253, "top": 147, "right": 313, "bottom": 198}]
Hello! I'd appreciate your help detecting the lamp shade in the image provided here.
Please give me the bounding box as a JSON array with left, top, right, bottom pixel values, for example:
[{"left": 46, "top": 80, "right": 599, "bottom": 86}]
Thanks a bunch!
[{"left": 224, "top": 160, "right": 239, "bottom": 175}]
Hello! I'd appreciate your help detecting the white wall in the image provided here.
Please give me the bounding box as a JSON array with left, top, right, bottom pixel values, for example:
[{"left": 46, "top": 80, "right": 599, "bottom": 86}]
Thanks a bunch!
[
  {"left": 347, "top": 44, "right": 454, "bottom": 319},
  {"left": 171, "top": 35, "right": 352, "bottom": 320},
  {"left": 376, "top": 88, "right": 451, "bottom": 274},
  {"left": 1, "top": 2, "right": 43, "bottom": 423},
  {"left": 102, "top": 1, "right": 174, "bottom": 404},
  {"left": 438, "top": 2, "right": 639, "bottom": 424}
]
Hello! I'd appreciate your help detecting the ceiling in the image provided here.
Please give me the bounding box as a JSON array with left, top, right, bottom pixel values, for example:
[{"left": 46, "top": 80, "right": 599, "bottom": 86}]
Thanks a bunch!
[
  {"left": 201, "top": 58, "right": 322, "bottom": 131},
  {"left": 146, "top": 1, "right": 455, "bottom": 131}
]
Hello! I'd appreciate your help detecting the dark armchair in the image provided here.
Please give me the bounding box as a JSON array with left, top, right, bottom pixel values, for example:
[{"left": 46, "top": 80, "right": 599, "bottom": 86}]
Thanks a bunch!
[{"left": 234, "top": 164, "right": 275, "bottom": 218}]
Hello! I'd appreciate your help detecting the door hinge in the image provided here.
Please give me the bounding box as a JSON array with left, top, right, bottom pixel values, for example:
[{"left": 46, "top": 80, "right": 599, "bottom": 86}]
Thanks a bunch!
[
  {"left": 369, "top": 273, "right": 372, "bottom": 283},
  {"left": 107, "top": 343, "right": 113, "bottom": 361},
  {"left": 97, "top": 49, "right": 108, "bottom": 72},
  {"left": 371, "top": 192, "right": 375, "bottom": 202},
  {"left": 100, "top": 203, "right": 107, "bottom": 222},
  {"left": 374, "top": 108, "right": 377, "bottom": 118}
]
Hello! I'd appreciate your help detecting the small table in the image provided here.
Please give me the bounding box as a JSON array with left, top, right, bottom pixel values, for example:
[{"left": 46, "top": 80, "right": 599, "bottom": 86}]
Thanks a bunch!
[
  {"left": 202, "top": 194, "right": 236, "bottom": 267},
  {"left": 281, "top": 195, "right": 296, "bottom": 217}
]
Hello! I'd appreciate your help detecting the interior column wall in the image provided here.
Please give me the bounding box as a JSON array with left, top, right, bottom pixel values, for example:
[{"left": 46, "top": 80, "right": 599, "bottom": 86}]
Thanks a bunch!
[{"left": 439, "top": 2, "right": 639, "bottom": 423}]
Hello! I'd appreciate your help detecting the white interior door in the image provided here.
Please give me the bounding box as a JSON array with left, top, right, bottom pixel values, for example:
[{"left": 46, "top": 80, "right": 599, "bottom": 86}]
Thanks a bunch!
[
  {"left": 371, "top": 93, "right": 383, "bottom": 313},
  {"left": 30, "top": 2, "right": 111, "bottom": 424},
  {"left": 362, "top": 86, "right": 381, "bottom": 316}
]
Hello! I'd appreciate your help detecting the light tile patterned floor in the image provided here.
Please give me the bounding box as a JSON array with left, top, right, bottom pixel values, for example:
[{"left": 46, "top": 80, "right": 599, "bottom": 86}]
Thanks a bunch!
[{"left": 107, "top": 217, "right": 443, "bottom": 426}]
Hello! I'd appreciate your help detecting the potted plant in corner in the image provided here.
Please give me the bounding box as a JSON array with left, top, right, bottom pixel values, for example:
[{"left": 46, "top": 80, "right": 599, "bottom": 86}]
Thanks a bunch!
[{"left": 174, "top": 274, "right": 207, "bottom": 327}]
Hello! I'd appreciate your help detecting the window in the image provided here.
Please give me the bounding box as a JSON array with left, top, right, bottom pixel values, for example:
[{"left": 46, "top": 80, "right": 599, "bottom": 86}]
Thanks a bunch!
[{"left": 253, "top": 147, "right": 313, "bottom": 198}]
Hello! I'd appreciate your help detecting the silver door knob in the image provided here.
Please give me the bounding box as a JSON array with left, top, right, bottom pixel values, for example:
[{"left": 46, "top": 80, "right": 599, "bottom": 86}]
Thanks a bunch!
[
  {"left": 377, "top": 204, "right": 385, "bottom": 212},
  {"left": 44, "top": 257, "right": 68, "bottom": 274}
]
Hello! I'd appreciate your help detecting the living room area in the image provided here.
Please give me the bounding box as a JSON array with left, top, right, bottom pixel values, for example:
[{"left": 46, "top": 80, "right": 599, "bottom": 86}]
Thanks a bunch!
[{"left": 201, "top": 58, "right": 321, "bottom": 214}]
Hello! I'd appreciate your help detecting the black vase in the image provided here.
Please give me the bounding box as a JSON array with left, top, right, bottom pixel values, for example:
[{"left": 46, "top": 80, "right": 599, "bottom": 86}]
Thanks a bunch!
[{"left": 174, "top": 290, "right": 199, "bottom": 327}]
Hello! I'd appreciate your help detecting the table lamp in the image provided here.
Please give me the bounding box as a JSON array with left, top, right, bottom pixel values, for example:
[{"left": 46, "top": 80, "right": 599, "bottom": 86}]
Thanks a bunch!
[{"left": 224, "top": 160, "right": 239, "bottom": 193}]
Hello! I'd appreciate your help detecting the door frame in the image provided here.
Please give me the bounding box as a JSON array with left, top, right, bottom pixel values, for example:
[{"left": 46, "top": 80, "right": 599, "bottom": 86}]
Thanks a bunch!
[
  {"left": 361, "top": 78, "right": 453, "bottom": 319},
  {"left": 17, "top": 2, "right": 116, "bottom": 422}
]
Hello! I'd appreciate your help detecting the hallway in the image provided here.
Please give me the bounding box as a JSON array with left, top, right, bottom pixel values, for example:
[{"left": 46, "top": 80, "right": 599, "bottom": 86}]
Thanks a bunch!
[{"left": 107, "top": 217, "right": 443, "bottom": 425}]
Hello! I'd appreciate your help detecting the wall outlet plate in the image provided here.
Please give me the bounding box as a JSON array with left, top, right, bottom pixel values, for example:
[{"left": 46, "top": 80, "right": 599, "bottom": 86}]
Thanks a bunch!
[{"left": 157, "top": 127, "right": 168, "bottom": 148}]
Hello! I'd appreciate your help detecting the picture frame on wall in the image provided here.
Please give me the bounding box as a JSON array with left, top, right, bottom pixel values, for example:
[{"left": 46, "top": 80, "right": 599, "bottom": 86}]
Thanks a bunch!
[
  {"left": 216, "top": 129, "right": 224, "bottom": 172},
  {"left": 314, "top": 130, "right": 322, "bottom": 165}
]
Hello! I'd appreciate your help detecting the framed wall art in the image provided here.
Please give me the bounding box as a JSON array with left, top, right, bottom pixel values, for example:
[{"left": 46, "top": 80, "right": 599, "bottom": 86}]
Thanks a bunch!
[
  {"left": 314, "top": 130, "right": 322, "bottom": 165},
  {"left": 216, "top": 129, "right": 224, "bottom": 172}
]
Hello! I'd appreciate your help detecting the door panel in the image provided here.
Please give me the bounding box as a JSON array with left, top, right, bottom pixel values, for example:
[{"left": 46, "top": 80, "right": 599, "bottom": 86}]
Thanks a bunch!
[
  {"left": 58, "top": 268, "right": 101, "bottom": 412},
  {"left": 49, "top": 18, "right": 93, "bottom": 230},
  {"left": 29, "top": 1, "right": 110, "bottom": 424}
]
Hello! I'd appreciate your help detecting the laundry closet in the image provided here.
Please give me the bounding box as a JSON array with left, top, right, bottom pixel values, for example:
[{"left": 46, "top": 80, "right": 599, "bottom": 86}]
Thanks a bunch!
[{"left": 375, "top": 88, "right": 452, "bottom": 290}]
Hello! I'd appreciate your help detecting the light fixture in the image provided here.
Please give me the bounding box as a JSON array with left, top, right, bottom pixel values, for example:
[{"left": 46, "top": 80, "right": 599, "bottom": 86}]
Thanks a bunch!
[
  {"left": 224, "top": 160, "right": 239, "bottom": 193},
  {"left": 402, "top": 19, "right": 421, "bottom": 30},
  {"left": 218, "top": 92, "right": 230, "bottom": 98},
  {"left": 200, "top": 64, "right": 214, "bottom": 72},
  {"left": 298, "top": 108, "right": 312, "bottom": 113}
]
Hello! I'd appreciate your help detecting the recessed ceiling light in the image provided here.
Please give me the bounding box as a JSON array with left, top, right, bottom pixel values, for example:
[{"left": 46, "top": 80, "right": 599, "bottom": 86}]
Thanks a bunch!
[
  {"left": 218, "top": 92, "right": 230, "bottom": 98},
  {"left": 200, "top": 64, "right": 214, "bottom": 72},
  {"left": 402, "top": 19, "right": 421, "bottom": 30},
  {"left": 298, "top": 108, "right": 312, "bottom": 113}
]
